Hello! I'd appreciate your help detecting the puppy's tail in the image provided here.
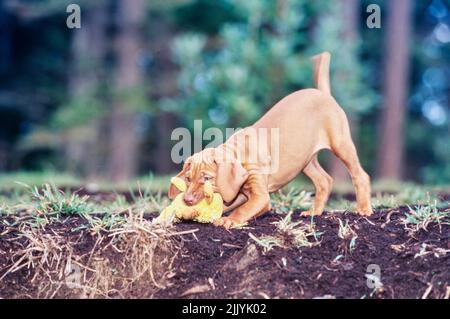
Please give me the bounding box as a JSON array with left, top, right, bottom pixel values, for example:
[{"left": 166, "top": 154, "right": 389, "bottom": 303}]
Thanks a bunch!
[{"left": 311, "top": 51, "right": 331, "bottom": 95}]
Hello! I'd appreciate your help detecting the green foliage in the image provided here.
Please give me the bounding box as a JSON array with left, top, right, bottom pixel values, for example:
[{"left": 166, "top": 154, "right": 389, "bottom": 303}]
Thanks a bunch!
[
  {"left": 171, "top": 0, "right": 378, "bottom": 132},
  {"left": 112, "top": 85, "right": 155, "bottom": 114},
  {"left": 2, "top": 0, "right": 449, "bottom": 185},
  {"left": 171, "top": 0, "right": 314, "bottom": 129},
  {"left": 312, "top": 1, "right": 378, "bottom": 116},
  {"left": 422, "top": 133, "right": 450, "bottom": 184},
  {"left": 173, "top": 0, "right": 242, "bottom": 34},
  {"left": 52, "top": 94, "right": 104, "bottom": 129}
]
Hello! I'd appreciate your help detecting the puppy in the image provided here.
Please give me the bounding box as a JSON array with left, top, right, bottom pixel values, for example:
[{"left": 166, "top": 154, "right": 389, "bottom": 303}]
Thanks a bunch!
[{"left": 169, "top": 52, "right": 373, "bottom": 229}]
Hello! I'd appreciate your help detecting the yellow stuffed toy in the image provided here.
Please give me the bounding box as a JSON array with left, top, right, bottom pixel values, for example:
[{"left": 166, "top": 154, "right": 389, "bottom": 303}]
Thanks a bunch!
[{"left": 155, "top": 177, "right": 223, "bottom": 224}]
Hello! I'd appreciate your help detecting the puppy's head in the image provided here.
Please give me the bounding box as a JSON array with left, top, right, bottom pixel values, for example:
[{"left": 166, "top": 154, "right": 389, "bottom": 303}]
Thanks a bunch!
[{"left": 169, "top": 148, "right": 248, "bottom": 206}]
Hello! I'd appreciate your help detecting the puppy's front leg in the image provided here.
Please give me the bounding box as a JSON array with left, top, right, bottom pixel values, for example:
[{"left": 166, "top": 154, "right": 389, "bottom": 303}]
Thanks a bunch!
[{"left": 214, "top": 174, "right": 270, "bottom": 229}]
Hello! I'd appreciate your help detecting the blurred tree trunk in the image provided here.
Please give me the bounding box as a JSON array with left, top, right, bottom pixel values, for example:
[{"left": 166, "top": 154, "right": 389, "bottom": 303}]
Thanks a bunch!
[
  {"left": 329, "top": 0, "right": 359, "bottom": 183},
  {"left": 376, "top": 0, "right": 412, "bottom": 180},
  {"left": 149, "top": 18, "right": 178, "bottom": 174},
  {"left": 108, "top": 0, "right": 146, "bottom": 181},
  {"left": 67, "top": 5, "right": 107, "bottom": 179},
  {"left": 154, "top": 113, "right": 177, "bottom": 173}
]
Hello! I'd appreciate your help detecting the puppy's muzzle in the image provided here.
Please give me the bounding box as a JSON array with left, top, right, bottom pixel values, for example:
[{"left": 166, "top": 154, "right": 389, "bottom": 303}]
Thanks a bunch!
[{"left": 183, "top": 193, "right": 201, "bottom": 206}]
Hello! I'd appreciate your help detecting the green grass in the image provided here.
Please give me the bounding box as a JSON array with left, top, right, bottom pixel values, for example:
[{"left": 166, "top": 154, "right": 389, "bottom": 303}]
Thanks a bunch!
[
  {"left": 0, "top": 180, "right": 170, "bottom": 234},
  {"left": 329, "top": 184, "right": 448, "bottom": 211},
  {"left": 0, "top": 172, "right": 449, "bottom": 233},
  {"left": 249, "top": 212, "right": 322, "bottom": 252},
  {"left": 0, "top": 172, "right": 82, "bottom": 190},
  {"left": 270, "top": 188, "right": 313, "bottom": 214},
  {"left": 337, "top": 218, "right": 358, "bottom": 253},
  {"left": 0, "top": 171, "right": 171, "bottom": 193},
  {"left": 402, "top": 199, "right": 450, "bottom": 234}
]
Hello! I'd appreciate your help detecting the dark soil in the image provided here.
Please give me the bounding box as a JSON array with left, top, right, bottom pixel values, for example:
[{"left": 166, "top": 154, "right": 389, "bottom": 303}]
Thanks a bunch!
[
  {"left": 1, "top": 201, "right": 449, "bottom": 299},
  {"left": 153, "top": 208, "right": 450, "bottom": 299}
]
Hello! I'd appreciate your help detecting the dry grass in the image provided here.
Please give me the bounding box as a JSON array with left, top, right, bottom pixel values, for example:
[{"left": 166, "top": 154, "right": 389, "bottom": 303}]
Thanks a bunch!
[{"left": 0, "top": 184, "right": 186, "bottom": 298}]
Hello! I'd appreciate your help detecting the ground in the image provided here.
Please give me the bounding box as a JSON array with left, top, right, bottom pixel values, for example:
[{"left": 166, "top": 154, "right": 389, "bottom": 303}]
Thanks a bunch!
[
  {"left": 157, "top": 208, "right": 449, "bottom": 299},
  {"left": 0, "top": 181, "right": 449, "bottom": 299}
]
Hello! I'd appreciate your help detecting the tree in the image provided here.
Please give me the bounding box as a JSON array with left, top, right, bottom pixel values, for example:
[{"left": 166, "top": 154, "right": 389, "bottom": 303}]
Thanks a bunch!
[
  {"left": 376, "top": 0, "right": 412, "bottom": 180},
  {"left": 148, "top": 14, "right": 179, "bottom": 174},
  {"left": 63, "top": 3, "right": 107, "bottom": 179},
  {"left": 108, "top": 0, "right": 146, "bottom": 181}
]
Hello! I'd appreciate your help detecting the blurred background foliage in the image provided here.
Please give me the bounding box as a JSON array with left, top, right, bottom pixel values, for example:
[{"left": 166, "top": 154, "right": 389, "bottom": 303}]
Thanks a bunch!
[{"left": 0, "top": 0, "right": 449, "bottom": 185}]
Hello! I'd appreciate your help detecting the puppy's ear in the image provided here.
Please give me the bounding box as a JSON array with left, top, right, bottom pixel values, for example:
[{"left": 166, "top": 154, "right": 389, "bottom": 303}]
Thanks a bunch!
[
  {"left": 215, "top": 161, "right": 248, "bottom": 203},
  {"left": 168, "top": 160, "right": 191, "bottom": 199}
]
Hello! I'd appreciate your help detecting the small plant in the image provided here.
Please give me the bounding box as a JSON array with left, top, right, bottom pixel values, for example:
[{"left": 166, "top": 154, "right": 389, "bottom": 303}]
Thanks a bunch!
[
  {"left": 31, "top": 184, "right": 91, "bottom": 217},
  {"left": 249, "top": 212, "right": 322, "bottom": 253},
  {"left": 276, "top": 212, "right": 323, "bottom": 245},
  {"left": 402, "top": 200, "right": 450, "bottom": 234},
  {"left": 248, "top": 233, "right": 282, "bottom": 253},
  {"left": 337, "top": 218, "right": 358, "bottom": 254},
  {"left": 270, "top": 188, "right": 313, "bottom": 214}
]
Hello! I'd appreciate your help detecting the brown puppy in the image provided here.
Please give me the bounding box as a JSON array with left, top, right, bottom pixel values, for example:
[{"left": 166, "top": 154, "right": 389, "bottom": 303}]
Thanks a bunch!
[{"left": 169, "top": 52, "right": 373, "bottom": 229}]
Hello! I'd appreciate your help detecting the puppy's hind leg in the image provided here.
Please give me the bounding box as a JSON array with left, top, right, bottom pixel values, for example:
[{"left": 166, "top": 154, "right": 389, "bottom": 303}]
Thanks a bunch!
[
  {"left": 330, "top": 119, "right": 373, "bottom": 216},
  {"left": 301, "top": 156, "right": 333, "bottom": 217}
]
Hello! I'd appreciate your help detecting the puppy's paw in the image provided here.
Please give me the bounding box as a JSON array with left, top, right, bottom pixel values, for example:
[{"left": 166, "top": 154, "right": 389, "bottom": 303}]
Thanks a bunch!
[
  {"left": 213, "top": 216, "right": 244, "bottom": 230},
  {"left": 300, "top": 210, "right": 322, "bottom": 217},
  {"left": 356, "top": 206, "right": 373, "bottom": 216}
]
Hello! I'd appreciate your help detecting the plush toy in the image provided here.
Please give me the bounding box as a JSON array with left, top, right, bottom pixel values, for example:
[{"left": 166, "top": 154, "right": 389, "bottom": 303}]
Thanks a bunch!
[{"left": 155, "top": 177, "right": 223, "bottom": 224}]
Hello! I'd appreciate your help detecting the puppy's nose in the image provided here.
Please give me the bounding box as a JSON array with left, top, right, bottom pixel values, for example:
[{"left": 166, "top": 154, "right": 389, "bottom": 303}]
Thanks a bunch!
[{"left": 183, "top": 194, "right": 195, "bottom": 206}]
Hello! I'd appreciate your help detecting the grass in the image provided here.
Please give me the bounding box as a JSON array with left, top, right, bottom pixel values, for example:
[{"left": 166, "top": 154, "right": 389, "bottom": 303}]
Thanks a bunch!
[
  {"left": 249, "top": 212, "right": 322, "bottom": 253},
  {"left": 337, "top": 218, "right": 358, "bottom": 254},
  {"left": 31, "top": 184, "right": 92, "bottom": 217},
  {"left": 0, "top": 172, "right": 82, "bottom": 190},
  {"left": 0, "top": 175, "right": 448, "bottom": 249},
  {"left": 402, "top": 199, "right": 450, "bottom": 234},
  {"left": 1, "top": 174, "right": 448, "bottom": 235},
  {"left": 270, "top": 188, "right": 313, "bottom": 214},
  {"left": 329, "top": 184, "right": 448, "bottom": 211},
  {"left": 0, "top": 180, "right": 172, "bottom": 237},
  {"left": 0, "top": 171, "right": 171, "bottom": 193}
]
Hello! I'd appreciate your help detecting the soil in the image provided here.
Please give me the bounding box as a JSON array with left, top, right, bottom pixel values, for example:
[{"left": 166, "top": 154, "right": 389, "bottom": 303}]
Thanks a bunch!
[
  {"left": 153, "top": 207, "right": 450, "bottom": 299},
  {"left": 1, "top": 196, "right": 449, "bottom": 299}
]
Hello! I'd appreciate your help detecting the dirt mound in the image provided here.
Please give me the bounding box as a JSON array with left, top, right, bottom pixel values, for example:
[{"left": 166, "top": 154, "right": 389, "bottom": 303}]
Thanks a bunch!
[
  {"left": 1, "top": 207, "right": 449, "bottom": 299},
  {"left": 155, "top": 208, "right": 450, "bottom": 299},
  {"left": 0, "top": 215, "right": 180, "bottom": 298}
]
